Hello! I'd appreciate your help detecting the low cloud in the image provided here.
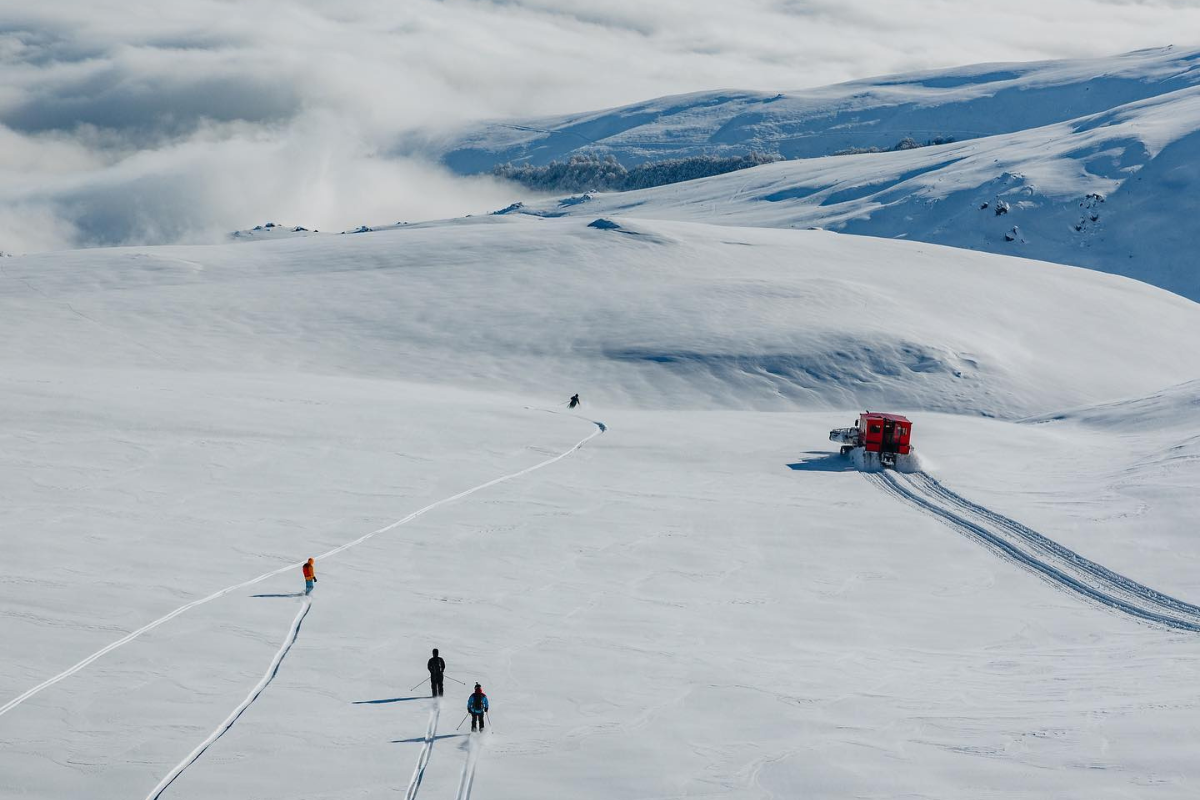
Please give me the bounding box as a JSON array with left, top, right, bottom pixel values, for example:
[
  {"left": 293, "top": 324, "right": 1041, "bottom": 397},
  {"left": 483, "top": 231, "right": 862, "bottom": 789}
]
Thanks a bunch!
[{"left": 1, "top": 0, "right": 1196, "bottom": 251}]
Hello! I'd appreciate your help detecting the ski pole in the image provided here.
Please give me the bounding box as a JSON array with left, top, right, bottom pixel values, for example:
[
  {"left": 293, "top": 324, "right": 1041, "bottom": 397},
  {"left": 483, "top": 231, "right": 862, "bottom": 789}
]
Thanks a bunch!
[
  {"left": 443, "top": 675, "right": 467, "bottom": 686},
  {"left": 410, "top": 677, "right": 429, "bottom": 691},
  {"left": 456, "top": 713, "right": 469, "bottom": 731},
  {"left": 486, "top": 711, "right": 493, "bottom": 733}
]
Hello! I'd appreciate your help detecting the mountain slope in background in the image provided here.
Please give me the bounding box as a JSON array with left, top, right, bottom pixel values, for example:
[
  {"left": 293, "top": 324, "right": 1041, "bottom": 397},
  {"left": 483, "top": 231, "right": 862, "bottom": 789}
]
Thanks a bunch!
[
  {"left": 512, "top": 83, "right": 1200, "bottom": 299},
  {"left": 424, "top": 46, "right": 1200, "bottom": 170},
  {"left": 424, "top": 46, "right": 1200, "bottom": 300}
]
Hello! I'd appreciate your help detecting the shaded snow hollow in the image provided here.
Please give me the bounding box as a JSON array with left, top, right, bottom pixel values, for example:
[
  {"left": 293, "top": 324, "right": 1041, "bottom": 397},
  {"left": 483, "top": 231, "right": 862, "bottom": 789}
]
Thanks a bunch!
[{"left": 3, "top": 216, "right": 1199, "bottom": 418}]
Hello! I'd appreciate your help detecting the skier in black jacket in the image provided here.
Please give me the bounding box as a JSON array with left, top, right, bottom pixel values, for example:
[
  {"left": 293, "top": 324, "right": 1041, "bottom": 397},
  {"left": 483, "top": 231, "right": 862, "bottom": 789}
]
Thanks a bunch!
[
  {"left": 568, "top": 393, "right": 580, "bottom": 409},
  {"left": 427, "top": 648, "right": 446, "bottom": 697}
]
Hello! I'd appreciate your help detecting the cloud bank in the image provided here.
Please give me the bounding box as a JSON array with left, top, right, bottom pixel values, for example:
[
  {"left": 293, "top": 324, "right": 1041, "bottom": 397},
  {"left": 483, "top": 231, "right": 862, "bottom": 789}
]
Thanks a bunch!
[{"left": 1, "top": 0, "right": 1197, "bottom": 252}]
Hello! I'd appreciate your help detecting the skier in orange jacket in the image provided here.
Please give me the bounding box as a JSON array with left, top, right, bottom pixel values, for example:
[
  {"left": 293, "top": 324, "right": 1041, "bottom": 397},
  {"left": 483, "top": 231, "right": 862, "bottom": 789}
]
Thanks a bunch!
[{"left": 302, "top": 558, "right": 317, "bottom": 595}]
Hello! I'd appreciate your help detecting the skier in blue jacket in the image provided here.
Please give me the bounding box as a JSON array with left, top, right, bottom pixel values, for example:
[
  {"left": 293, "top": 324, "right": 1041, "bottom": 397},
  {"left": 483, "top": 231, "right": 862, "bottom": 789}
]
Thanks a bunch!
[{"left": 467, "top": 683, "right": 489, "bottom": 732}]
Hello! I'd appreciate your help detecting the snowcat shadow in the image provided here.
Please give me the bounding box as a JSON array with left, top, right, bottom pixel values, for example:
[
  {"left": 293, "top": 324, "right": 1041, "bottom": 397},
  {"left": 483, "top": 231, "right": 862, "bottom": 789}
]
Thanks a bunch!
[
  {"left": 250, "top": 592, "right": 305, "bottom": 598},
  {"left": 787, "top": 451, "right": 856, "bottom": 472},
  {"left": 354, "top": 696, "right": 427, "bottom": 705}
]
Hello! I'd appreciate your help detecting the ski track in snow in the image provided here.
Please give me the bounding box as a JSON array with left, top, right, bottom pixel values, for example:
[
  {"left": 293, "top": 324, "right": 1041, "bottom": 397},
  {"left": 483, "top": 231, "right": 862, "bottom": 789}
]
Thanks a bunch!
[
  {"left": 144, "top": 598, "right": 311, "bottom": 800},
  {"left": 404, "top": 701, "right": 441, "bottom": 800},
  {"left": 0, "top": 418, "right": 605, "bottom": 720},
  {"left": 869, "top": 470, "right": 1200, "bottom": 632},
  {"left": 454, "top": 733, "right": 483, "bottom": 800}
]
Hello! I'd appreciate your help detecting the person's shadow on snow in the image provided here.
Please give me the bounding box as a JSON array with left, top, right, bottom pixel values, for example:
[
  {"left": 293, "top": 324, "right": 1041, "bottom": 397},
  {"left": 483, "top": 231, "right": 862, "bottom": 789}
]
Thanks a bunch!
[{"left": 353, "top": 697, "right": 427, "bottom": 705}]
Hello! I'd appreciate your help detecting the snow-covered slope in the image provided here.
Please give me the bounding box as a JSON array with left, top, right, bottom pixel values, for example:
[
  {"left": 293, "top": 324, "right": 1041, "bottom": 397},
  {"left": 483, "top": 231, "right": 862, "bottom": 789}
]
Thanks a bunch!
[
  {"left": 1028, "top": 378, "right": 1200, "bottom": 431},
  {"left": 508, "top": 83, "right": 1200, "bottom": 300},
  {"left": 429, "top": 46, "right": 1200, "bottom": 300},
  {"left": 426, "top": 46, "right": 1200, "bottom": 170},
  {"left": 4, "top": 217, "right": 1200, "bottom": 799},
  {"left": 3, "top": 216, "right": 1199, "bottom": 417}
]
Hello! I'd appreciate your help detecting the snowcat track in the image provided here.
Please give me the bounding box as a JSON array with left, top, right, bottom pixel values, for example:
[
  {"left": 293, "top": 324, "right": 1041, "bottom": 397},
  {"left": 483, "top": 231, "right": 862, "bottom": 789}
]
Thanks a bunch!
[
  {"left": 909, "top": 472, "right": 1200, "bottom": 620},
  {"left": 867, "top": 471, "right": 1200, "bottom": 632}
]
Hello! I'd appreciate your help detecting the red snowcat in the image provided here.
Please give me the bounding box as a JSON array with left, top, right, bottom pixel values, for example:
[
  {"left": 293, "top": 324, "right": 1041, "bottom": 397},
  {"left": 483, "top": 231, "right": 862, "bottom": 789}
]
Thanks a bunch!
[{"left": 829, "top": 412, "right": 913, "bottom": 468}]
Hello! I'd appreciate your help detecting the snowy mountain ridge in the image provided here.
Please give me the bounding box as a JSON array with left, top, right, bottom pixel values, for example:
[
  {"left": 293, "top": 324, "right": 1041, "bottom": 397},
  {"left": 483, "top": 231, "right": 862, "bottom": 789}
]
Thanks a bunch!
[
  {"left": 425, "top": 45, "right": 1200, "bottom": 169},
  {"left": 424, "top": 46, "right": 1200, "bottom": 300},
  {"left": 506, "top": 81, "right": 1200, "bottom": 299}
]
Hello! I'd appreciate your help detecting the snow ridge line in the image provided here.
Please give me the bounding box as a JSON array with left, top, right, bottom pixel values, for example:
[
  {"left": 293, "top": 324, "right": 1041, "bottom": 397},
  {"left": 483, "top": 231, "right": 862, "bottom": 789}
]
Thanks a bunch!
[
  {"left": 144, "top": 598, "right": 311, "bottom": 800},
  {"left": 910, "top": 472, "right": 1200, "bottom": 618},
  {"left": 454, "top": 734, "right": 483, "bottom": 800},
  {"left": 404, "top": 701, "right": 441, "bottom": 800},
  {"left": 867, "top": 470, "right": 1200, "bottom": 632},
  {"left": 0, "top": 419, "right": 605, "bottom": 720}
]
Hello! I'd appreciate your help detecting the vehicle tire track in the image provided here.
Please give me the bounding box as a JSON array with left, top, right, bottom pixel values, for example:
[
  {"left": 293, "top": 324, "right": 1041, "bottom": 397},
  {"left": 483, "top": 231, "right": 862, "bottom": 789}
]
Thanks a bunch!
[
  {"left": 0, "top": 419, "right": 605, "bottom": 720},
  {"left": 866, "top": 470, "right": 1200, "bottom": 632},
  {"left": 144, "top": 598, "right": 311, "bottom": 800},
  {"left": 910, "top": 472, "right": 1200, "bottom": 620},
  {"left": 404, "top": 701, "right": 441, "bottom": 800}
]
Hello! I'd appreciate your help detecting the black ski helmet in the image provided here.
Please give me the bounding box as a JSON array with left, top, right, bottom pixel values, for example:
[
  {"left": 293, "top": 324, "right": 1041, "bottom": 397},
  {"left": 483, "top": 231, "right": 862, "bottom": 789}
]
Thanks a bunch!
[{"left": 432, "top": 648, "right": 438, "bottom": 656}]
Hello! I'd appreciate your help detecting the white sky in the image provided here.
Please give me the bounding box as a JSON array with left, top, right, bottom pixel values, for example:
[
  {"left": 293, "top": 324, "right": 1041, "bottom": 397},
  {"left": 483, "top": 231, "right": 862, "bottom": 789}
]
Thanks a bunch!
[{"left": 0, "top": 0, "right": 1196, "bottom": 251}]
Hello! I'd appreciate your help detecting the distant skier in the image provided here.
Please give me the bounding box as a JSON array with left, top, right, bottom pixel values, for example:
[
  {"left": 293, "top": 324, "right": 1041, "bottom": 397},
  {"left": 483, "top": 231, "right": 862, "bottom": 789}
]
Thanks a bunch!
[
  {"left": 302, "top": 558, "right": 317, "bottom": 595},
  {"left": 568, "top": 393, "right": 580, "bottom": 409},
  {"left": 467, "top": 683, "right": 489, "bottom": 732},
  {"left": 427, "top": 648, "right": 446, "bottom": 697}
]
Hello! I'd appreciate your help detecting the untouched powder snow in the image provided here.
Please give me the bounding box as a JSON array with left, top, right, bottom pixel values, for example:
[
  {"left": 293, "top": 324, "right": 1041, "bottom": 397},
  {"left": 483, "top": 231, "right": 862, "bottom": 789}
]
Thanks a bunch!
[{"left": 3, "top": 215, "right": 1200, "bottom": 799}]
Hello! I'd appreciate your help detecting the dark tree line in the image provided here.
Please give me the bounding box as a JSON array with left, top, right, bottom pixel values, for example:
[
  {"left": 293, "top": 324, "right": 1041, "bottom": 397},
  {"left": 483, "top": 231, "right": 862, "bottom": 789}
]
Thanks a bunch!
[
  {"left": 492, "top": 152, "right": 781, "bottom": 193},
  {"left": 832, "top": 136, "right": 956, "bottom": 156}
]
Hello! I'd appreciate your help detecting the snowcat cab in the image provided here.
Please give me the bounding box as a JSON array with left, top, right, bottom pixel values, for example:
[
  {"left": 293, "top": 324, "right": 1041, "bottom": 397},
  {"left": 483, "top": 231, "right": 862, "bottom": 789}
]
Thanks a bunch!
[{"left": 829, "top": 412, "right": 913, "bottom": 468}]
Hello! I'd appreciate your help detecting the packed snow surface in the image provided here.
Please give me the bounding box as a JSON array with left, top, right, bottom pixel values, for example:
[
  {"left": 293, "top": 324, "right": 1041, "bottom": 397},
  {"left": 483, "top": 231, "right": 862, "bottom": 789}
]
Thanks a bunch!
[{"left": 3, "top": 215, "right": 1200, "bottom": 799}]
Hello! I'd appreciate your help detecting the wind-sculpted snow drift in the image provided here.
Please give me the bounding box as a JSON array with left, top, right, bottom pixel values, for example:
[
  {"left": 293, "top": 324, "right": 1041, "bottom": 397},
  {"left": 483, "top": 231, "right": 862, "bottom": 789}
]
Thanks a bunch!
[{"left": 2, "top": 216, "right": 1199, "bottom": 417}]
